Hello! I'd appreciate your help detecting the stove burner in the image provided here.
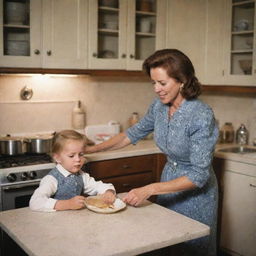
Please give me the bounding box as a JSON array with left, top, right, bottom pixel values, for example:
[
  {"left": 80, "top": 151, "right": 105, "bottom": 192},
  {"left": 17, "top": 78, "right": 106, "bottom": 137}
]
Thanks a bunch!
[{"left": 0, "top": 154, "right": 53, "bottom": 169}]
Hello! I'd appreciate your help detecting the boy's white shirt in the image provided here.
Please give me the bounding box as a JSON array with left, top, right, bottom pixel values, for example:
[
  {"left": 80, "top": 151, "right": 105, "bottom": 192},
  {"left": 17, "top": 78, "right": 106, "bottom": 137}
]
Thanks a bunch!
[{"left": 29, "top": 164, "right": 115, "bottom": 212}]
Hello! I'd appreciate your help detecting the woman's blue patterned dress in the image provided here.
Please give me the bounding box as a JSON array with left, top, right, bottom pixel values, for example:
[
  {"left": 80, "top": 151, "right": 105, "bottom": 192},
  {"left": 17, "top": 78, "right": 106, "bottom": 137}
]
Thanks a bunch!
[{"left": 126, "top": 98, "right": 219, "bottom": 256}]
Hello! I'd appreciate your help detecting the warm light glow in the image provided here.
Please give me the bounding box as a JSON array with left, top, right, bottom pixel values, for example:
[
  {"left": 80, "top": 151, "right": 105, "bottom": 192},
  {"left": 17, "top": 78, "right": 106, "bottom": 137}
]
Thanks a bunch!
[{"left": 0, "top": 73, "right": 88, "bottom": 78}]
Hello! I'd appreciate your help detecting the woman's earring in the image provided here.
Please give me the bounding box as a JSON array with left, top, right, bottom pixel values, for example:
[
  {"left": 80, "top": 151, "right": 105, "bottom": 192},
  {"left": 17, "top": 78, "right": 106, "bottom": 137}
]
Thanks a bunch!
[{"left": 180, "top": 83, "right": 184, "bottom": 90}]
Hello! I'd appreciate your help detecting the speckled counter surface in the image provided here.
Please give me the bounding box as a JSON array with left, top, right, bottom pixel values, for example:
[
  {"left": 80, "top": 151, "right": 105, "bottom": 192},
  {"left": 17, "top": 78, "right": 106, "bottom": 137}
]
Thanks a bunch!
[
  {"left": 0, "top": 195, "right": 209, "bottom": 256},
  {"left": 215, "top": 143, "right": 256, "bottom": 165},
  {"left": 85, "top": 140, "right": 256, "bottom": 166},
  {"left": 84, "top": 140, "right": 162, "bottom": 162}
]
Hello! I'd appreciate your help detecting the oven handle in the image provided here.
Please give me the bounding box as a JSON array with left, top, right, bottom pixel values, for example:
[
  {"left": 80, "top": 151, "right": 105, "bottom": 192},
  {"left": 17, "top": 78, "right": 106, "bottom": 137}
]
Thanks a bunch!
[{"left": 2, "top": 181, "right": 40, "bottom": 191}]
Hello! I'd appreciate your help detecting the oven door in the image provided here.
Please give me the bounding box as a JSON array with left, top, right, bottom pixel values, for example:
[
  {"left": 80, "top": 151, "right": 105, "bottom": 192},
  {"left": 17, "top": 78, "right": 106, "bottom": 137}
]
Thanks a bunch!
[{"left": 1, "top": 181, "right": 40, "bottom": 211}]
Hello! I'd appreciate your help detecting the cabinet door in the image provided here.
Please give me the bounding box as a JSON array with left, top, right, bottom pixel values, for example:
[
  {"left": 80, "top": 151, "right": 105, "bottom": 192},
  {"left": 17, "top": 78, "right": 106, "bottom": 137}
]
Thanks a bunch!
[
  {"left": 0, "top": 0, "right": 42, "bottom": 68},
  {"left": 88, "top": 0, "right": 127, "bottom": 69},
  {"left": 42, "top": 0, "right": 88, "bottom": 69},
  {"left": 126, "top": 0, "right": 167, "bottom": 71},
  {"left": 220, "top": 170, "right": 256, "bottom": 256},
  {"left": 204, "top": 0, "right": 226, "bottom": 85},
  {"left": 222, "top": 0, "right": 256, "bottom": 86},
  {"left": 166, "top": 0, "right": 207, "bottom": 82}
]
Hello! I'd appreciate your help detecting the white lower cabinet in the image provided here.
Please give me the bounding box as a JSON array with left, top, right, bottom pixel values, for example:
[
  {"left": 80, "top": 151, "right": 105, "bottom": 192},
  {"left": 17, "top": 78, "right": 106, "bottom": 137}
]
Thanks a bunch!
[{"left": 220, "top": 160, "right": 256, "bottom": 256}]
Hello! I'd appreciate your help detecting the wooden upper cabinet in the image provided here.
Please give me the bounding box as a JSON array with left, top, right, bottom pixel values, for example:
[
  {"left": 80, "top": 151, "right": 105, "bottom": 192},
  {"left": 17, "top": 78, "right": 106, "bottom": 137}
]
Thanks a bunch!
[
  {"left": 88, "top": 0, "right": 167, "bottom": 71},
  {"left": 0, "top": 0, "right": 88, "bottom": 69}
]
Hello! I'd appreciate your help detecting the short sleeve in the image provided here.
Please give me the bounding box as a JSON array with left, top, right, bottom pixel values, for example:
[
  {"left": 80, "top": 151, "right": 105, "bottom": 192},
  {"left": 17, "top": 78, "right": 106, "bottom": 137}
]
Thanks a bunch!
[
  {"left": 125, "top": 99, "right": 157, "bottom": 144},
  {"left": 185, "top": 107, "right": 219, "bottom": 188}
]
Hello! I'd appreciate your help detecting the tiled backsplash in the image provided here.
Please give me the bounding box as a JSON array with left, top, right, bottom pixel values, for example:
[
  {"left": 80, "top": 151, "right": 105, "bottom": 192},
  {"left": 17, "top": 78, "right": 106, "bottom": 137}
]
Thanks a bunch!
[{"left": 0, "top": 75, "right": 255, "bottom": 144}]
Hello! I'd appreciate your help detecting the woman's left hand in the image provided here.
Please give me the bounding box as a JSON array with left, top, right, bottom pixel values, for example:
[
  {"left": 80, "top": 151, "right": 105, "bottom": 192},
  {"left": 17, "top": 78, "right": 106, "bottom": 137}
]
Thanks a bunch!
[{"left": 123, "top": 185, "right": 153, "bottom": 206}]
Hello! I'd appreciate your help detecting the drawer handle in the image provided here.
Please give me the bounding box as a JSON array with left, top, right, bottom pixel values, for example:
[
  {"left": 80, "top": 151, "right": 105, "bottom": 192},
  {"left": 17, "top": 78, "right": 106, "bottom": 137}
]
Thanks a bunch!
[
  {"left": 249, "top": 184, "right": 256, "bottom": 188},
  {"left": 122, "top": 164, "right": 131, "bottom": 169},
  {"left": 122, "top": 183, "right": 131, "bottom": 187}
]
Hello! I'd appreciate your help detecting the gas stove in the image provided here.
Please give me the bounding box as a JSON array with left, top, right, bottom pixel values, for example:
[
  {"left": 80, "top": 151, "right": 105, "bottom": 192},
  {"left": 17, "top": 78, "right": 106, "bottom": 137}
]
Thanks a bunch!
[{"left": 0, "top": 153, "right": 55, "bottom": 185}]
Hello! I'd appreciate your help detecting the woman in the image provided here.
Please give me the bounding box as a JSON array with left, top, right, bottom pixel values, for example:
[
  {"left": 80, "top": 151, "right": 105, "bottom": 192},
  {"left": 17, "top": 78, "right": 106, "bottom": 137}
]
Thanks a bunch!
[{"left": 85, "top": 49, "right": 219, "bottom": 256}]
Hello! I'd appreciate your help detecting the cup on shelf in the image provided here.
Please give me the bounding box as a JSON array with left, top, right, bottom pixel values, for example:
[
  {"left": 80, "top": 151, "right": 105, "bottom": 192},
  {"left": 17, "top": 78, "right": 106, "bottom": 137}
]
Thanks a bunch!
[
  {"left": 139, "top": 0, "right": 152, "bottom": 12},
  {"left": 239, "top": 59, "right": 252, "bottom": 74},
  {"left": 140, "top": 19, "right": 152, "bottom": 33}
]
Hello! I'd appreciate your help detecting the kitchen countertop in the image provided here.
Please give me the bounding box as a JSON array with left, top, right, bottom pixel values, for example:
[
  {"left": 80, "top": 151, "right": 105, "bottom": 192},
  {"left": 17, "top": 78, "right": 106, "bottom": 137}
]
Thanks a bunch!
[
  {"left": 84, "top": 139, "right": 256, "bottom": 166},
  {"left": 0, "top": 194, "right": 210, "bottom": 256},
  {"left": 215, "top": 143, "right": 256, "bottom": 165},
  {"left": 84, "top": 140, "right": 162, "bottom": 162}
]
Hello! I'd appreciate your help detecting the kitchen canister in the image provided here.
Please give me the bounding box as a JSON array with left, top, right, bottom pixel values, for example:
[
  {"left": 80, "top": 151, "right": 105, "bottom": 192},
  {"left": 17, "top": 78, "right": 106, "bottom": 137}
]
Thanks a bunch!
[
  {"left": 221, "top": 122, "right": 234, "bottom": 143},
  {"left": 236, "top": 124, "right": 249, "bottom": 145},
  {"left": 128, "top": 112, "right": 139, "bottom": 127}
]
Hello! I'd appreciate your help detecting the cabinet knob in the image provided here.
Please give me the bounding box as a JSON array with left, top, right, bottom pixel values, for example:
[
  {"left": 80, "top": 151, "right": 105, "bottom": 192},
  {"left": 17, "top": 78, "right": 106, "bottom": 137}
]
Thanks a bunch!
[
  {"left": 93, "top": 53, "right": 98, "bottom": 57},
  {"left": 47, "top": 50, "right": 52, "bottom": 56},
  {"left": 34, "top": 49, "right": 40, "bottom": 55},
  {"left": 130, "top": 54, "right": 134, "bottom": 59},
  {"left": 249, "top": 183, "right": 256, "bottom": 188},
  {"left": 121, "top": 53, "right": 126, "bottom": 58}
]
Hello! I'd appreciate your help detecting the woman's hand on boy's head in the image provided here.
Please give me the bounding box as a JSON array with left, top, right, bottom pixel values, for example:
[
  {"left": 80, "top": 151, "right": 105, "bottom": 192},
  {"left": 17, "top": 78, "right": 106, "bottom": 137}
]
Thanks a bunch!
[{"left": 100, "top": 190, "right": 116, "bottom": 204}]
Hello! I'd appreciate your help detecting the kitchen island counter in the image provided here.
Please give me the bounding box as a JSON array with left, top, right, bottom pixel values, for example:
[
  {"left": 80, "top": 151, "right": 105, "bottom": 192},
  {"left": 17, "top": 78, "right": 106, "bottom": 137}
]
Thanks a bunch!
[{"left": 0, "top": 194, "right": 210, "bottom": 256}]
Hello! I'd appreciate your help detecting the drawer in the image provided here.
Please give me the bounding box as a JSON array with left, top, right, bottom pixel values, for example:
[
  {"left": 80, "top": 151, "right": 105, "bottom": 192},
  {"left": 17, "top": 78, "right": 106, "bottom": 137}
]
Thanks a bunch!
[
  {"left": 102, "top": 172, "right": 154, "bottom": 193},
  {"left": 86, "top": 155, "right": 156, "bottom": 179}
]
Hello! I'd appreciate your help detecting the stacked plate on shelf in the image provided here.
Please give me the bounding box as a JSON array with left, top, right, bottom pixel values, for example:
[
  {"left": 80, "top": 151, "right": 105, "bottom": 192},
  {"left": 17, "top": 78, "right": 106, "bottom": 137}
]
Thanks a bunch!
[
  {"left": 5, "top": 1, "right": 27, "bottom": 25},
  {"left": 6, "top": 32, "right": 29, "bottom": 56}
]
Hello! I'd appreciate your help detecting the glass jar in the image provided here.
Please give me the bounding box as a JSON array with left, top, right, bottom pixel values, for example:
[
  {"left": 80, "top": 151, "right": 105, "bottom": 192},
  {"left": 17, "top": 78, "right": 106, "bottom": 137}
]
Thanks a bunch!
[
  {"left": 236, "top": 124, "right": 249, "bottom": 145},
  {"left": 128, "top": 112, "right": 139, "bottom": 127},
  {"left": 221, "top": 122, "right": 235, "bottom": 143}
]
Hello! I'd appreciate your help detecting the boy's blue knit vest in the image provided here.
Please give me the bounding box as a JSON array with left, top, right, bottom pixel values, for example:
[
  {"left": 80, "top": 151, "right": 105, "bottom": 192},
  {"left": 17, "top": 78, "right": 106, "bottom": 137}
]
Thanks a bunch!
[{"left": 48, "top": 168, "right": 84, "bottom": 200}]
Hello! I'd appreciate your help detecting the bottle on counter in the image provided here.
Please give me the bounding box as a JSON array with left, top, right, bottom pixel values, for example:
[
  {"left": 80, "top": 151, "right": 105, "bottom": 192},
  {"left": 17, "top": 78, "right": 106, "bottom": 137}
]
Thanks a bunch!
[
  {"left": 236, "top": 124, "right": 249, "bottom": 145},
  {"left": 221, "top": 122, "right": 234, "bottom": 143},
  {"left": 216, "top": 119, "right": 223, "bottom": 143},
  {"left": 128, "top": 112, "right": 139, "bottom": 127},
  {"left": 72, "top": 100, "right": 85, "bottom": 129}
]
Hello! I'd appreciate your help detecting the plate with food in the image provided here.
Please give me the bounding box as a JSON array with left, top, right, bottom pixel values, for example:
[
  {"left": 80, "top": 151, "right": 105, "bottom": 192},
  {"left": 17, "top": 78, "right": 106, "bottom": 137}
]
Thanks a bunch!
[{"left": 84, "top": 196, "right": 126, "bottom": 214}]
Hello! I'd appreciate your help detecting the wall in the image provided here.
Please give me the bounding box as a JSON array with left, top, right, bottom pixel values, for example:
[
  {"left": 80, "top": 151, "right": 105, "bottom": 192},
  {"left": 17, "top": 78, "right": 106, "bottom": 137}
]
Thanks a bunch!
[
  {"left": 0, "top": 74, "right": 255, "bottom": 144},
  {"left": 0, "top": 74, "right": 155, "bottom": 135}
]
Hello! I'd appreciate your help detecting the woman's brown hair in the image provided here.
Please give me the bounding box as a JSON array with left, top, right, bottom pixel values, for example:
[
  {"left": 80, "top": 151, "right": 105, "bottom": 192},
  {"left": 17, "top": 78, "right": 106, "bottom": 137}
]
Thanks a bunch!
[{"left": 143, "top": 49, "right": 202, "bottom": 99}]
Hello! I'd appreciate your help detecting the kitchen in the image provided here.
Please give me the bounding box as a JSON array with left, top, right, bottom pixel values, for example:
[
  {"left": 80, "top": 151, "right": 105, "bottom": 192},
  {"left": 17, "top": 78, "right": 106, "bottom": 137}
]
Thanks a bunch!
[{"left": 0, "top": 0, "right": 256, "bottom": 256}]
